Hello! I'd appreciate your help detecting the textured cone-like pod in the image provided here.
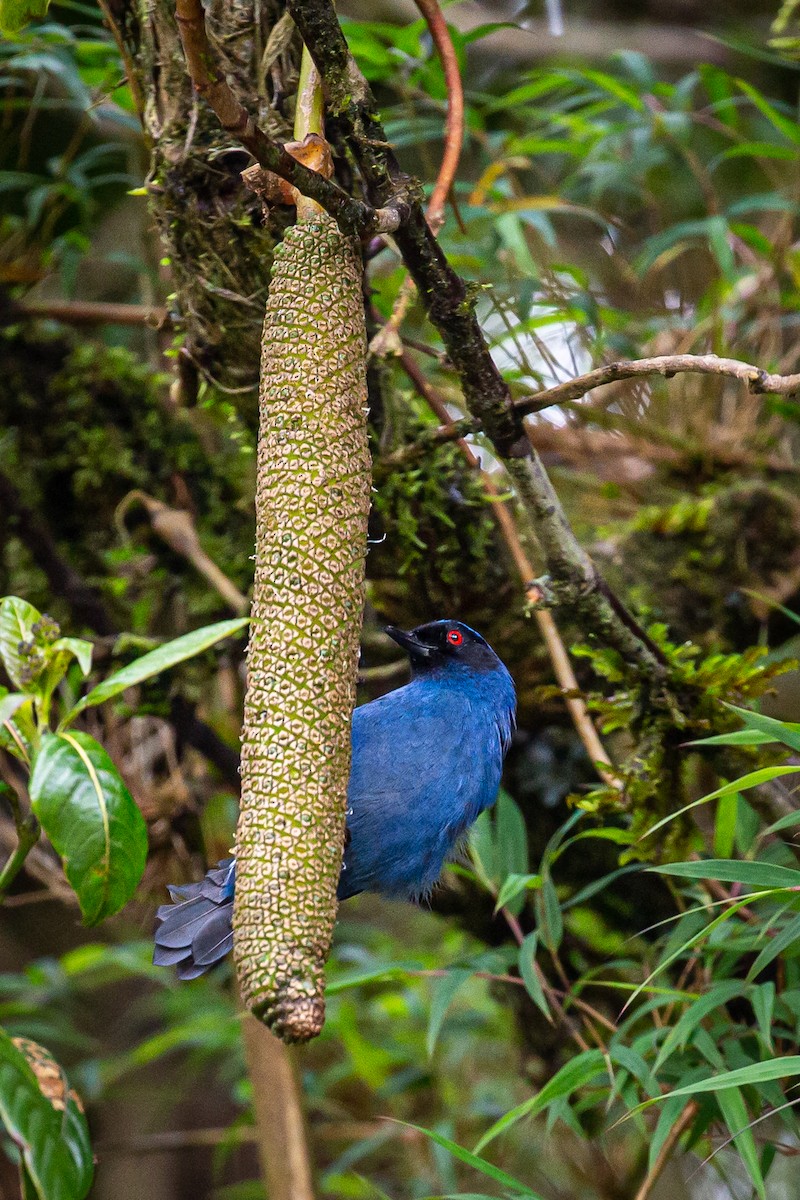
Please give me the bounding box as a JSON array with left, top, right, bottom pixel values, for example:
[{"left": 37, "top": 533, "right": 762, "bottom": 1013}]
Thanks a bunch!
[{"left": 234, "top": 213, "right": 371, "bottom": 1042}]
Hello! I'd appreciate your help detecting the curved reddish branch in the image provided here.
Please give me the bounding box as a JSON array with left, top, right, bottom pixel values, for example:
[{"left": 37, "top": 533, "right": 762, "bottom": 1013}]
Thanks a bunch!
[{"left": 412, "top": 0, "right": 465, "bottom": 229}]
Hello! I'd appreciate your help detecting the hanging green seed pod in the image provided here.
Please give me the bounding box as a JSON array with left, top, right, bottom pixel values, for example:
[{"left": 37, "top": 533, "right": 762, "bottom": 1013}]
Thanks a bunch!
[{"left": 234, "top": 210, "right": 371, "bottom": 1042}]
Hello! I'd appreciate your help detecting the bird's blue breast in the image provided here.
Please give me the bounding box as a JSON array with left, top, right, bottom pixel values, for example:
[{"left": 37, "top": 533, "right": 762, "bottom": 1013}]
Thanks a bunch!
[{"left": 339, "top": 664, "right": 515, "bottom": 901}]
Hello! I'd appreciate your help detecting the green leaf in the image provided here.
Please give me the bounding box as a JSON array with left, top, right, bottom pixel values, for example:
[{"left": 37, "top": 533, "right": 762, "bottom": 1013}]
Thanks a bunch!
[
  {"left": 653, "top": 980, "right": 743, "bottom": 1071},
  {"left": 724, "top": 703, "right": 800, "bottom": 753},
  {"left": 0, "top": 1029, "right": 92, "bottom": 1200},
  {"left": 713, "top": 791, "right": 737, "bottom": 858},
  {"left": 688, "top": 729, "right": 776, "bottom": 747},
  {"left": 0, "top": 0, "right": 49, "bottom": 34},
  {"left": 495, "top": 873, "right": 541, "bottom": 912},
  {"left": 0, "top": 693, "right": 26, "bottom": 727},
  {"left": 397, "top": 1123, "right": 545, "bottom": 1198},
  {"left": 650, "top": 858, "right": 800, "bottom": 891},
  {"left": 750, "top": 982, "right": 775, "bottom": 1054},
  {"left": 637, "top": 1056, "right": 800, "bottom": 1110},
  {"left": 518, "top": 932, "right": 550, "bottom": 1019},
  {"left": 62, "top": 617, "right": 248, "bottom": 724},
  {"left": 29, "top": 731, "right": 147, "bottom": 924},
  {"left": 426, "top": 970, "right": 472, "bottom": 1058},
  {"left": 535, "top": 873, "right": 563, "bottom": 952},
  {"left": 736, "top": 79, "right": 800, "bottom": 145},
  {"left": 641, "top": 767, "right": 800, "bottom": 839},
  {"left": 495, "top": 790, "right": 528, "bottom": 880},
  {"left": 474, "top": 1050, "right": 608, "bottom": 1152},
  {"left": 0, "top": 597, "right": 41, "bottom": 690},
  {"left": 51, "top": 638, "right": 93, "bottom": 677},
  {"left": 716, "top": 1088, "right": 766, "bottom": 1197},
  {"left": 747, "top": 912, "right": 800, "bottom": 980}
]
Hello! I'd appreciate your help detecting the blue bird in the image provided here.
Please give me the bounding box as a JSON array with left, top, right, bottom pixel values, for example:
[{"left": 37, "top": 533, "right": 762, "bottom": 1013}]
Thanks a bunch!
[{"left": 153, "top": 620, "right": 516, "bottom": 979}]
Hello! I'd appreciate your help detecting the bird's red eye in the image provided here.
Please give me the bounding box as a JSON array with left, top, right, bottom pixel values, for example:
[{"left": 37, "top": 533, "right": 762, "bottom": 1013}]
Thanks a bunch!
[{"left": 447, "top": 629, "right": 463, "bottom": 646}]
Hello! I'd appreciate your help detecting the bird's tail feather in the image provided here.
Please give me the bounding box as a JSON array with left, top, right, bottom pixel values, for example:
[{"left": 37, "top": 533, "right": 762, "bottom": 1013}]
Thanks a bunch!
[{"left": 153, "top": 858, "right": 235, "bottom": 979}]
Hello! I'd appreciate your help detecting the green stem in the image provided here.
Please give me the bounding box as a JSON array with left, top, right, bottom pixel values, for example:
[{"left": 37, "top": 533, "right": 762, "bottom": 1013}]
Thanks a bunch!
[
  {"left": 294, "top": 45, "right": 325, "bottom": 222},
  {"left": 0, "top": 788, "right": 40, "bottom": 898}
]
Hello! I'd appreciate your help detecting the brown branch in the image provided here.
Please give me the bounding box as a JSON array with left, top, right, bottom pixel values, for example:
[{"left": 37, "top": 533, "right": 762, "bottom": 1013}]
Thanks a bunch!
[
  {"left": 173, "top": 0, "right": 404, "bottom": 236},
  {"left": 414, "top": 0, "right": 464, "bottom": 231},
  {"left": 240, "top": 1011, "right": 316, "bottom": 1200},
  {"left": 516, "top": 354, "right": 800, "bottom": 417},
  {"left": 634, "top": 1102, "right": 698, "bottom": 1200},
  {"left": 19, "top": 300, "right": 169, "bottom": 327}
]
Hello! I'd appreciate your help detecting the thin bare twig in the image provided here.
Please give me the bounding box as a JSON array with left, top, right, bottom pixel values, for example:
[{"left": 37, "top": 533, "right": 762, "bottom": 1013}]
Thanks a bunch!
[
  {"left": 369, "top": 0, "right": 464, "bottom": 356},
  {"left": 516, "top": 354, "right": 800, "bottom": 417},
  {"left": 19, "top": 300, "right": 169, "bottom": 327}
]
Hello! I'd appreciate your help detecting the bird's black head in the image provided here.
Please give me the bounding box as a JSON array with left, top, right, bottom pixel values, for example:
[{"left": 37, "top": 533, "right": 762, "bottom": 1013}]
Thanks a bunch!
[{"left": 385, "top": 620, "right": 502, "bottom": 674}]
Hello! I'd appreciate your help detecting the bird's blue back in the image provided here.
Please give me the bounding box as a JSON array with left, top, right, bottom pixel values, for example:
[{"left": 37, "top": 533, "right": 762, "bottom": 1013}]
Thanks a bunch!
[{"left": 341, "top": 665, "right": 515, "bottom": 899}]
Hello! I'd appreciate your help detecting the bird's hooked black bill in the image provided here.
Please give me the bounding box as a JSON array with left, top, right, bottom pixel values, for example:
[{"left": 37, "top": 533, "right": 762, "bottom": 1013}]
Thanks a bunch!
[{"left": 385, "top": 626, "right": 433, "bottom": 659}]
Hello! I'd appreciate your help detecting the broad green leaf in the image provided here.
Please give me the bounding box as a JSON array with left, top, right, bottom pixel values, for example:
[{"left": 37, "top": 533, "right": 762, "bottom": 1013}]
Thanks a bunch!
[
  {"left": 716, "top": 1088, "right": 766, "bottom": 1197},
  {"left": 51, "top": 638, "right": 93, "bottom": 677},
  {"left": 29, "top": 732, "right": 147, "bottom": 924},
  {"left": 427, "top": 970, "right": 472, "bottom": 1058},
  {"left": 651, "top": 858, "right": 800, "bottom": 891},
  {"left": 468, "top": 811, "right": 496, "bottom": 891},
  {"left": 398, "top": 1123, "right": 544, "bottom": 1198},
  {"left": 0, "top": 693, "right": 25, "bottom": 727},
  {"left": 641, "top": 767, "right": 800, "bottom": 839},
  {"left": 518, "top": 932, "right": 549, "bottom": 1019},
  {"left": 62, "top": 617, "right": 248, "bottom": 724},
  {"left": 0, "top": 597, "right": 41, "bottom": 690},
  {"left": 0, "top": 1029, "right": 92, "bottom": 1200},
  {"left": 474, "top": 1050, "right": 607, "bottom": 1152}
]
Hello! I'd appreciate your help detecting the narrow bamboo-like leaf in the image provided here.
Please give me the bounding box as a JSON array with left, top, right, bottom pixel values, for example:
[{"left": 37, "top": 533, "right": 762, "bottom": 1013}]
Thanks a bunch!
[
  {"left": 495, "top": 790, "right": 529, "bottom": 879},
  {"left": 535, "top": 873, "right": 563, "bottom": 952},
  {"left": 0, "top": 1029, "right": 93, "bottom": 1200},
  {"left": 724, "top": 703, "right": 800, "bottom": 753},
  {"left": 653, "top": 980, "right": 743, "bottom": 1072},
  {"left": 641, "top": 767, "right": 800, "bottom": 839},
  {"left": 474, "top": 1050, "right": 607, "bottom": 1152},
  {"left": 62, "top": 617, "right": 248, "bottom": 723},
  {"left": 713, "top": 791, "right": 738, "bottom": 859},
  {"left": 495, "top": 873, "right": 541, "bottom": 912},
  {"left": 635, "top": 1056, "right": 800, "bottom": 1111},
  {"left": 751, "top": 982, "right": 775, "bottom": 1054},
  {"left": 0, "top": 597, "right": 41, "bottom": 689},
  {"left": 397, "top": 1123, "right": 544, "bottom": 1198},
  {"left": 716, "top": 1087, "right": 766, "bottom": 1198},
  {"left": 427, "top": 970, "right": 472, "bottom": 1058},
  {"left": 29, "top": 731, "right": 147, "bottom": 923},
  {"left": 747, "top": 912, "right": 800, "bottom": 980},
  {"left": 689, "top": 729, "right": 776, "bottom": 747},
  {"left": 651, "top": 858, "right": 800, "bottom": 890},
  {"left": 518, "top": 933, "right": 550, "bottom": 1019}
]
